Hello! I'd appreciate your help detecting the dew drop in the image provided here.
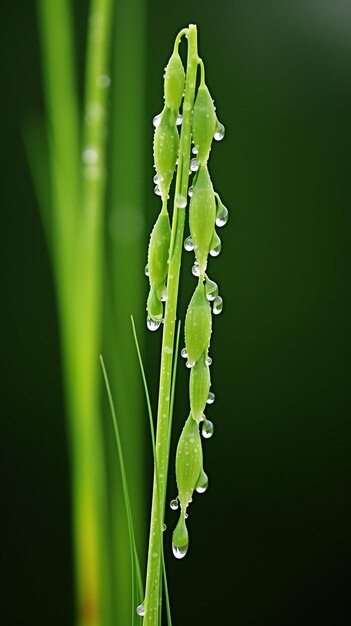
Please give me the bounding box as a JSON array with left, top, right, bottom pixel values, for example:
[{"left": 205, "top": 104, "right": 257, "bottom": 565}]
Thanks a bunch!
[
  {"left": 180, "top": 347, "right": 188, "bottom": 359},
  {"left": 82, "top": 147, "right": 98, "bottom": 164},
  {"left": 162, "top": 523, "right": 167, "bottom": 531},
  {"left": 188, "top": 185, "right": 194, "bottom": 197},
  {"left": 170, "top": 498, "right": 179, "bottom": 510},
  {"left": 96, "top": 74, "right": 111, "bottom": 88},
  {"left": 207, "top": 391, "right": 215, "bottom": 404},
  {"left": 205, "top": 356, "right": 212, "bottom": 366},
  {"left": 153, "top": 113, "right": 162, "bottom": 128},
  {"left": 214, "top": 122, "right": 225, "bottom": 141},
  {"left": 154, "top": 185, "right": 162, "bottom": 196},
  {"left": 212, "top": 296, "right": 223, "bottom": 315},
  {"left": 136, "top": 602, "right": 145, "bottom": 616},
  {"left": 184, "top": 236, "right": 194, "bottom": 252},
  {"left": 175, "top": 194, "right": 187, "bottom": 208},
  {"left": 216, "top": 204, "right": 229, "bottom": 227},
  {"left": 161, "top": 287, "right": 167, "bottom": 302},
  {"left": 176, "top": 113, "right": 183, "bottom": 126},
  {"left": 186, "top": 359, "right": 195, "bottom": 369},
  {"left": 205, "top": 277, "right": 218, "bottom": 301},
  {"left": 202, "top": 419, "right": 214, "bottom": 439},
  {"left": 144, "top": 263, "right": 149, "bottom": 277},
  {"left": 210, "top": 242, "right": 222, "bottom": 257},
  {"left": 190, "top": 158, "right": 199, "bottom": 172},
  {"left": 147, "top": 317, "right": 161, "bottom": 331},
  {"left": 192, "top": 145, "right": 198, "bottom": 155},
  {"left": 192, "top": 262, "right": 200, "bottom": 277},
  {"left": 153, "top": 173, "right": 159, "bottom": 184},
  {"left": 196, "top": 468, "right": 209, "bottom": 494},
  {"left": 172, "top": 543, "right": 188, "bottom": 559}
]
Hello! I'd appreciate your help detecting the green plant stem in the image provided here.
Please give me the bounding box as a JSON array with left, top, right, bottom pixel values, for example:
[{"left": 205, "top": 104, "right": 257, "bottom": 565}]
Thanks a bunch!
[{"left": 143, "top": 24, "right": 199, "bottom": 626}]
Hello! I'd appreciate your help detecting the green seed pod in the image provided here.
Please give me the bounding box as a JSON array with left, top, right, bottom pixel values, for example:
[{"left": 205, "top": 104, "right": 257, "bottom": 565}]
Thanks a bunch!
[
  {"left": 164, "top": 51, "right": 185, "bottom": 112},
  {"left": 185, "top": 281, "right": 212, "bottom": 365},
  {"left": 147, "top": 208, "right": 171, "bottom": 293},
  {"left": 192, "top": 83, "right": 216, "bottom": 165},
  {"left": 153, "top": 107, "right": 179, "bottom": 200},
  {"left": 147, "top": 286, "right": 163, "bottom": 322},
  {"left": 189, "top": 353, "right": 211, "bottom": 423},
  {"left": 175, "top": 414, "right": 203, "bottom": 510},
  {"left": 189, "top": 164, "right": 216, "bottom": 273}
]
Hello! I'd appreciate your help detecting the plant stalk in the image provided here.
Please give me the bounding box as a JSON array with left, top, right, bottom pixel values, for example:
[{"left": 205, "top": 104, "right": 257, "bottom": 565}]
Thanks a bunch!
[{"left": 143, "top": 24, "right": 199, "bottom": 626}]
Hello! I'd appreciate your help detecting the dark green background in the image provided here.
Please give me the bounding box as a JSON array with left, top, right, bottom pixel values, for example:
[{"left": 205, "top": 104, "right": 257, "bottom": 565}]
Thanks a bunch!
[{"left": 2, "top": 1, "right": 350, "bottom": 624}]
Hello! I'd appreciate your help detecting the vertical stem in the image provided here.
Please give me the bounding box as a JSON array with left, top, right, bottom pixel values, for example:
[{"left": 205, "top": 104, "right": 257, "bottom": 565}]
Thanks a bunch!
[{"left": 143, "top": 24, "right": 199, "bottom": 626}]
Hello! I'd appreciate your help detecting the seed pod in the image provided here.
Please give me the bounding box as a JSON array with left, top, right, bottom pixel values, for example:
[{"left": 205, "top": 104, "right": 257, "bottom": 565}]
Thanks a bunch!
[
  {"left": 164, "top": 51, "right": 185, "bottom": 112},
  {"left": 192, "top": 83, "right": 216, "bottom": 165},
  {"left": 185, "top": 281, "right": 212, "bottom": 364},
  {"left": 153, "top": 107, "right": 179, "bottom": 200},
  {"left": 189, "top": 164, "right": 216, "bottom": 273},
  {"left": 175, "top": 414, "right": 203, "bottom": 509},
  {"left": 147, "top": 286, "right": 163, "bottom": 322},
  {"left": 147, "top": 208, "right": 171, "bottom": 294},
  {"left": 190, "top": 353, "right": 211, "bottom": 423}
]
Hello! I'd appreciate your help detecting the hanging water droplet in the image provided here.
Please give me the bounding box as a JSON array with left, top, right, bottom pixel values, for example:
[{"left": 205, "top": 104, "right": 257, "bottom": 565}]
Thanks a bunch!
[
  {"left": 172, "top": 543, "right": 188, "bottom": 559},
  {"left": 162, "top": 523, "right": 167, "bottom": 531},
  {"left": 147, "top": 317, "right": 161, "bottom": 331},
  {"left": 82, "top": 147, "right": 98, "bottom": 164},
  {"left": 144, "top": 263, "right": 149, "bottom": 277},
  {"left": 170, "top": 498, "right": 179, "bottom": 510},
  {"left": 196, "top": 468, "right": 209, "bottom": 494},
  {"left": 214, "top": 121, "right": 225, "bottom": 141},
  {"left": 175, "top": 194, "right": 187, "bottom": 208},
  {"left": 210, "top": 240, "right": 222, "bottom": 257},
  {"left": 192, "top": 145, "right": 198, "bottom": 155},
  {"left": 205, "top": 356, "right": 212, "bottom": 366},
  {"left": 207, "top": 391, "right": 215, "bottom": 404},
  {"left": 153, "top": 113, "right": 162, "bottom": 128},
  {"left": 212, "top": 296, "right": 223, "bottom": 315},
  {"left": 188, "top": 185, "right": 194, "bottom": 197},
  {"left": 184, "top": 512, "right": 188, "bottom": 519},
  {"left": 161, "top": 287, "right": 167, "bottom": 302},
  {"left": 176, "top": 113, "right": 183, "bottom": 126},
  {"left": 153, "top": 173, "right": 159, "bottom": 184},
  {"left": 190, "top": 158, "right": 199, "bottom": 172},
  {"left": 154, "top": 185, "right": 162, "bottom": 196},
  {"left": 205, "top": 277, "right": 218, "bottom": 301},
  {"left": 192, "top": 262, "right": 200, "bottom": 277},
  {"left": 216, "top": 204, "right": 229, "bottom": 228},
  {"left": 181, "top": 347, "right": 188, "bottom": 359},
  {"left": 202, "top": 419, "right": 214, "bottom": 439},
  {"left": 136, "top": 602, "right": 145, "bottom": 616},
  {"left": 186, "top": 359, "right": 195, "bottom": 369},
  {"left": 184, "top": 235, "right": 194, "bottom": 252}
]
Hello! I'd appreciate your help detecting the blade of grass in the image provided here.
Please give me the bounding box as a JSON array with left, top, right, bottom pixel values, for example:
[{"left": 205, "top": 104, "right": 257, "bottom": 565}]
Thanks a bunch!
[{"left": 100, "top": 355, "right": 143, "bottom": 626}]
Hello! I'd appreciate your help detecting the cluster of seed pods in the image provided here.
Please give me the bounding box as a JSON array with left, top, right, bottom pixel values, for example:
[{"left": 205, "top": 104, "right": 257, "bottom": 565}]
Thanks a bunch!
[
  {"left": 172, "top": 63, "right": 228, "bottom": 559},
  {"left": 145, "top": 41, "right": 185, "bottom": 330}
]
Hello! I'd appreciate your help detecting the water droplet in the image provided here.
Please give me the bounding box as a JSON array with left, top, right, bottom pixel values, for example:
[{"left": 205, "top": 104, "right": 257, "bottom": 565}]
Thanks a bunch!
[
  {"left": 184, "top": 512, "right": 188, "bottom": 519},
  {"left": 192, "top": 145, "right": 198, "bottom": 155},
  {"left": 144, "top": 263, "right": 149, "bottom": 277},
  {"left": 196, "top": 468, "right": 209, "bottom": 493},
  {"left": 205, "top": 356, "right": 212, "bottom": 366},
  {"left": 188, "top": 185, "right": 193, "bottom": 197},
  {"left": 210, "top": 236, "right": 222, "bottom": 257},
  {"left": 147, "top": 317, "right": 161, "bottom": 331},
  {"left": 186, "top": 359, "right": 195, "bottom": 369},
  {"left": 82, "top": 147, "right": 98, "bottom": 164},
  {"left": 154, "top": 185, "right": 162, "bottom": 196},
  {"left": 205, "top": 277, "right": 218, "bottom": 301},
  {"left": 175, "top": 194, "right": 187, "bottom": 208},
  {"left": 153, "top": 173, "right": 159, "bottom": 184},
  {"left": 184, "top": 236, "right": 194, "bottom": 252},
  {"left": 153, "top": 113, "right": 162, "bottom": 128},
  {"left": 136, "top": 602, "right": 145, "bottom": 616},
  {"left": 192, "top": 262, "right": 200, "bottom": 277},
  {"left": 162, "top": 523, "right": 167, "bottom": 531},
  {"left": 207, "top": 391, "right": 215, "bottom": 404},
  {"left": 172, "top": 543, "right": 188, "bottom": 559},
  {"left": 176, "top": 113, "right": 183, "bottom": 126},
  {"left": 180, "top": 347, "right": 188, "bottom": 359},
  {"left": 161, "top": 287, "right": 167, "bottom": 302},
  {"left": 202, "top": 419, "right": 214, "bottom": 439},
  {"left": 190, "top": 158, "right": 199, "bottom": 172},
  {"left": 212, "top": 296, "right": 223, "bottom": 315},
  {"left": 96, "top": 74, "right": 111, "bottom": 88},
  {"left": 170, "top": 498, "right": 179, "bottom": 510},
  {"left": 214, "top": 122, "right": 225, "bottom": 141},
  {"left": 216, "top": 204, "right": 229, "bottom": 228}
]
